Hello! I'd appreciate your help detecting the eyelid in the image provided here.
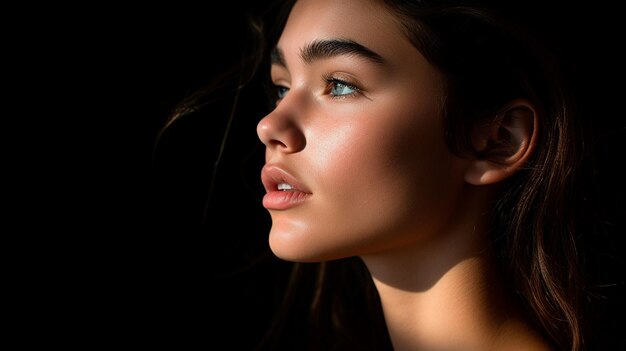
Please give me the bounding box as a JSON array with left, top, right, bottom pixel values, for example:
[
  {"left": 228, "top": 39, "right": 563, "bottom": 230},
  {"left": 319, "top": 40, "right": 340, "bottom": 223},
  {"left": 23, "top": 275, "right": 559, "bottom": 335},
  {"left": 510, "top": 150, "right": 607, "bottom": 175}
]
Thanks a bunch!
[
  {"left": 270, "top": 65, "right": 290, "bottom": 84},
  {"left": 322, "top": 73, "right": 363, "bottom": 98},
  {"left": 271, "top": 75, "right": 291, "bottom": 92}
]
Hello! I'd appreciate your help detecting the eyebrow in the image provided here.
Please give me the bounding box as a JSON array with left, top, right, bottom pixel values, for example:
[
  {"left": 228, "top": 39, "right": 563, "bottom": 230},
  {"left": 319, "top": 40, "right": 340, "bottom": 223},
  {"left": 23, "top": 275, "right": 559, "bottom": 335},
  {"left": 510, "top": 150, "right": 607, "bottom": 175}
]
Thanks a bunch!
[{"left": 270, "top": 39, "right": 386, "bottom": 68}]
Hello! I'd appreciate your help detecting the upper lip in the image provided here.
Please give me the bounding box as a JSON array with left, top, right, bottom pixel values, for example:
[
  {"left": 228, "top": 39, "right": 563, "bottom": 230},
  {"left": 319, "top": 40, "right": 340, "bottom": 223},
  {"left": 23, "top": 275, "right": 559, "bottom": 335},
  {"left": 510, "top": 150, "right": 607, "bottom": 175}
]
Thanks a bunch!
[{"left": 261, "top": 164, "right": 311, "bottom": 194}]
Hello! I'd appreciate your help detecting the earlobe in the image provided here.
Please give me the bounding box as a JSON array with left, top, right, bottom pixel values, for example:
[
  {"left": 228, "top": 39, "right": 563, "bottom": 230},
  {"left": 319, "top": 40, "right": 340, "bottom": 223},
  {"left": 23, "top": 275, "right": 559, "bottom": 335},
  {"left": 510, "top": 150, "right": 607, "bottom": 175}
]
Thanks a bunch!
[{"left": 465, "top": 99, "right": 538, "bottom": 185}]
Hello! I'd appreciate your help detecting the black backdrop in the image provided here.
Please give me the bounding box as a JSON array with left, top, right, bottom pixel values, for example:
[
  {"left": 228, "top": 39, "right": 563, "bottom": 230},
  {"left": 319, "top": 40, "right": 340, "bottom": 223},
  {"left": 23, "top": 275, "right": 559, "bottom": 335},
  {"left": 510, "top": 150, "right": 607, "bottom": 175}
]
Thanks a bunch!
[
  {"left": 75, "top": 2, "right": 289, "bottom": 348},
  {"left": 32, "top": 1, "right": 625, "bottom": 349}
]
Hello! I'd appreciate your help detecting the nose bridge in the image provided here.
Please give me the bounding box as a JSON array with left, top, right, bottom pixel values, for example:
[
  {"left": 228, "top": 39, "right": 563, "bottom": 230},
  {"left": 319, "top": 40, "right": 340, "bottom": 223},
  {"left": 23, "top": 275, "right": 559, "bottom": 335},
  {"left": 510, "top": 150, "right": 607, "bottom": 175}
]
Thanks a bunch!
[{"left": 257, "top": 90, "right": 308, "bottom": 153}]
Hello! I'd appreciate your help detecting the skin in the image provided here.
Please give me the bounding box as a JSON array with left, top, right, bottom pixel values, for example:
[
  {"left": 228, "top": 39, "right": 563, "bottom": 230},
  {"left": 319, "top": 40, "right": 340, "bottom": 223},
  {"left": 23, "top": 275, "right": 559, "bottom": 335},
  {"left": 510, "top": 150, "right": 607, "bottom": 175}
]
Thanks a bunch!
[{"left": 257, "top": 0, "right": 552, "bottom": 349}]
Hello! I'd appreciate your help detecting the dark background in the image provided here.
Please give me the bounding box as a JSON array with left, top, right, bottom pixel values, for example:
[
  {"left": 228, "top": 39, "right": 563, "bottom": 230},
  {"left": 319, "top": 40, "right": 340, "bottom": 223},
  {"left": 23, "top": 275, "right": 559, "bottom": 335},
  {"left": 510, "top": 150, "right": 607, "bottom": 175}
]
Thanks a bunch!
[
  {"left": 21, "top": 1, "right": 625, "bottom": 349},
  {"left": 65, "top": 2, "right": 288, "bottom": 348}
]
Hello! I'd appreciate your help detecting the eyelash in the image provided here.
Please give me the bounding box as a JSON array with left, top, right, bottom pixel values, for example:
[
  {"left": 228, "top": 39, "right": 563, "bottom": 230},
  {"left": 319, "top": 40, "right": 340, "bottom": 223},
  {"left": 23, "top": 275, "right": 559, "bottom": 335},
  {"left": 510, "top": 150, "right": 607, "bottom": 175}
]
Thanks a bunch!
[
  {"left": 322, "top": 74, "right": 362, "bottom": 99},
  {"left": 272, "top": 74, "right": 362, "bottom": 102}
]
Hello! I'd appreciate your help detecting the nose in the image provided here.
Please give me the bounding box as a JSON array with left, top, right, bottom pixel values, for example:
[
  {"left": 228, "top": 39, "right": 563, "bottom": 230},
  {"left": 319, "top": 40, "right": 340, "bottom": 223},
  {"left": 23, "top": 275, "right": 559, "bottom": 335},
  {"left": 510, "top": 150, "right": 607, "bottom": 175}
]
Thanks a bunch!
[{"left": 257, "top": 99, "right": 306, "bottom": 154}]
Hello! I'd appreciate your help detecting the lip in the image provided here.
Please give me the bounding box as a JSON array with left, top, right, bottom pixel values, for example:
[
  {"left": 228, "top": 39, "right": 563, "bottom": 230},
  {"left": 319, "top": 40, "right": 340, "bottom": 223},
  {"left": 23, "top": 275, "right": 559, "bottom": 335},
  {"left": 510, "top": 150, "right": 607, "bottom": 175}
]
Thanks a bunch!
[{"left": 261, "top": 164, "right": 311, "bottom": 210}]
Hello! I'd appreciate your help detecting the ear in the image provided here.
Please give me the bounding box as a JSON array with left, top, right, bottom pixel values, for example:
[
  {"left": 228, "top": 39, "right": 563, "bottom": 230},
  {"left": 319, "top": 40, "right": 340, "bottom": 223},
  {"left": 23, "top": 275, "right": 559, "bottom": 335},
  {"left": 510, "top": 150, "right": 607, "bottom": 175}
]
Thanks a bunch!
[{"left": 465, "top": 99, "right": 538, "bottom": 185}]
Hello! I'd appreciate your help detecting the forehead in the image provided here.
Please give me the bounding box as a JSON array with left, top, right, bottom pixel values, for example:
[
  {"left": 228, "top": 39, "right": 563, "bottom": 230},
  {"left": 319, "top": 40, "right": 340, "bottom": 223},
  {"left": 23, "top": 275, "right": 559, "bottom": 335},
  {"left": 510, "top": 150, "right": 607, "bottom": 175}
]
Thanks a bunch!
[{"left": 278, "top": 0, "right": 414, "bottom": 62}]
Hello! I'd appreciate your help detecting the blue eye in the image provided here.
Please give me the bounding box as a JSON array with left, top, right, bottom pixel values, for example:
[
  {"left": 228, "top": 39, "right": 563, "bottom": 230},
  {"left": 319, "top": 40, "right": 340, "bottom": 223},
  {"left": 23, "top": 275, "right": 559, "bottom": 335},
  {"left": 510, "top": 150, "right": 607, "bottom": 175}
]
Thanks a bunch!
[
  {"left": 276, "top": 85, "right": 289, "bottom": 99},
  {"left": 323, "top": 76, "right": 361, "bottom": 98},
  {"left": 330, "top": 81, "right": 357, "bottom": 96}
]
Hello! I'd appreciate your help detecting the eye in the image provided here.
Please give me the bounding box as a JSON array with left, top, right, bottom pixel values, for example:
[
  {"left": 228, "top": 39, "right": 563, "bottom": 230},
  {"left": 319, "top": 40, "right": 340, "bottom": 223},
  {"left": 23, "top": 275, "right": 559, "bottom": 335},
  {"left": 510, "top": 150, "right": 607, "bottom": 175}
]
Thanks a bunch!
[
  {"left": 330, "top": 81, "right": 357, "bottom": 96},
  {"left": 323, "top": 75, "right": 361, "bottom": 98},
  {"left": 275, "top": 85, "right": 289, "bottom": 100}
]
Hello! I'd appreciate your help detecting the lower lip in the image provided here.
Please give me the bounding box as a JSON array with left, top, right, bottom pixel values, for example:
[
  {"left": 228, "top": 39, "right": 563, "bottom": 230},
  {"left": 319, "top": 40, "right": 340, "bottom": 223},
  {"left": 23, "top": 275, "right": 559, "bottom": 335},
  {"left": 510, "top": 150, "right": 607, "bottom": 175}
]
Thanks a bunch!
[{"left": 262, "top": 190, "right": 310, "bottom": 210}]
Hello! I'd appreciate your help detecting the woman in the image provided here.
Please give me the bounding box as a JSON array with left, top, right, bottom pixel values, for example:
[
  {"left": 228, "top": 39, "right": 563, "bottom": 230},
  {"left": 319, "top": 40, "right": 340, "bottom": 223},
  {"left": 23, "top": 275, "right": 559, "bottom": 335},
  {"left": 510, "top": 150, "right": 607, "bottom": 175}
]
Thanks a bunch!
[
  {"left": 254, "top": 0, "right": 608, "bottom": 350},
  {"left": 161, "top": 0, "right": 623, "bottom": 350}
]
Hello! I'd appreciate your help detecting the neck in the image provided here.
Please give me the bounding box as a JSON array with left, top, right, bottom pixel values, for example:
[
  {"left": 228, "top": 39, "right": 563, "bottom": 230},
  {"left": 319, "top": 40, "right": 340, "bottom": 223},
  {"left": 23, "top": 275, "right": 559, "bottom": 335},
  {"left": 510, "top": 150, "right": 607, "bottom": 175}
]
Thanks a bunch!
[{"left": 361, "top": 222, "right": 550, "bottom": 350}]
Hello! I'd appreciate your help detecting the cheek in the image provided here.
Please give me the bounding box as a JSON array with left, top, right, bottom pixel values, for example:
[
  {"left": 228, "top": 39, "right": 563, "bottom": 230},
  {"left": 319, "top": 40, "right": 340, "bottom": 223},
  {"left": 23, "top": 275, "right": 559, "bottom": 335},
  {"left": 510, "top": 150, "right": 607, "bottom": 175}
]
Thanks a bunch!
[
  {"left": 269, "top": 102, "right": 465, "bottom": 261},
  {"left": 327, "top": 106, "right": 462, "bottom": 236}
]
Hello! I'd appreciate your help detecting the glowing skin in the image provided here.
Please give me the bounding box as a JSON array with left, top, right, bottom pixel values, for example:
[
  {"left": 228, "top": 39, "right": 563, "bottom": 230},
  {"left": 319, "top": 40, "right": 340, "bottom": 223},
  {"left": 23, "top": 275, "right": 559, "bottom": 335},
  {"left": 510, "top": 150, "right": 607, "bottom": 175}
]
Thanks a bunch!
[
  {"left": 257, "top": 0, "right": 470, "bottom": 262},
  {"left": 257, "top": 0, "right": 553, "bottom": 350}
]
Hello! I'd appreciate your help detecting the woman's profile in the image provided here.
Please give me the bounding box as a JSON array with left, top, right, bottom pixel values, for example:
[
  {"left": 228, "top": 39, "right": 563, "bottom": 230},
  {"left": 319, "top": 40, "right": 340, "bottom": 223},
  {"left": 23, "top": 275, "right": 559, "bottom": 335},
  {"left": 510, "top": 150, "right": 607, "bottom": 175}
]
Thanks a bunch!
[{"left": 157, "top": 0, "right": 626, "bottom": 350}]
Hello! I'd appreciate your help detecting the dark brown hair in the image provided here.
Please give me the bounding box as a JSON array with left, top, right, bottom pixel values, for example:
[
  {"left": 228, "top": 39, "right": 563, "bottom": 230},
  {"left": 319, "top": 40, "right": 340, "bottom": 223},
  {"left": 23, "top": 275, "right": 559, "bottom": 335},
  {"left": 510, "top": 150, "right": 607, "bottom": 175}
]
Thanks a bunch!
[
  {"left": 381, "top": 1, "right": 590, "bottom": 349},
  {"left": 254, "top": 1, "right": 595, "bottom": 350},
  {"left": 159, "top": 1, "right": 621, "bottom": 350}
]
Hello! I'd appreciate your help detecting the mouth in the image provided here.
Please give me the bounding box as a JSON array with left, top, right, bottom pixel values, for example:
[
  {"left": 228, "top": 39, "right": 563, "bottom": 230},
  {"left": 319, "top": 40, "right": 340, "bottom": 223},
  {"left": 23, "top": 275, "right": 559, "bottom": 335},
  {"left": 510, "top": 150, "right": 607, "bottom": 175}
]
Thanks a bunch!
[
  {"left": 261, "top": 165, "right": 311, "bottom": 210},
  {"left": 277, "top": 183, "right": 296, "bottom": 191},
  {"left": 261, "top": 165, "right": 311, "bottom": 194}
]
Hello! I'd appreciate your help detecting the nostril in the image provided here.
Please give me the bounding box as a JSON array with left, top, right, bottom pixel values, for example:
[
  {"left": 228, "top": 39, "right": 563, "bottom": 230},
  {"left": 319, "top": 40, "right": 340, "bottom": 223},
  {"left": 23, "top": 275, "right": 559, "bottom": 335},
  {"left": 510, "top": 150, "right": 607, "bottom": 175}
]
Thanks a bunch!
[{"left": 270, "top": 139, "right": 288, "bottom": 149}]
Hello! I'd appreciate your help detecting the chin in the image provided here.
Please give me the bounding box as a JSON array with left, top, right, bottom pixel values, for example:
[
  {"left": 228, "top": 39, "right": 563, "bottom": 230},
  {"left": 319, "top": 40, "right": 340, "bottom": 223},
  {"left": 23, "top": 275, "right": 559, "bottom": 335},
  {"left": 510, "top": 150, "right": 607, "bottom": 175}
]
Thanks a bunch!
[
  {"left": 269, "top": 235, "right": 321, "bottom": 262},
  {"left": 268, "top": 229, "right": 349, "bottom": 263}
]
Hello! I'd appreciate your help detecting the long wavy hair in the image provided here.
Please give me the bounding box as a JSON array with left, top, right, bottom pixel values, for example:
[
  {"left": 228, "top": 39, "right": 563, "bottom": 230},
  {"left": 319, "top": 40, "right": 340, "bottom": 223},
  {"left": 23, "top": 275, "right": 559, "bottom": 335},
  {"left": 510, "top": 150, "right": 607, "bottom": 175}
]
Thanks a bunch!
[{"left": 160, "top": 1, "right": 621, "bottom": 350}]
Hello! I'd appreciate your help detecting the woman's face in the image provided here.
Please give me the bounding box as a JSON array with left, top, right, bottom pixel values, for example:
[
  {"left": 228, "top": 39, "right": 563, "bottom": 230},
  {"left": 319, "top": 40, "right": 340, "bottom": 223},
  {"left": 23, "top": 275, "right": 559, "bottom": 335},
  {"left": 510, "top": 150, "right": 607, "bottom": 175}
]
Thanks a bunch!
[{"left": 257, "top": 0, "right": 470, "bottom": 262}]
